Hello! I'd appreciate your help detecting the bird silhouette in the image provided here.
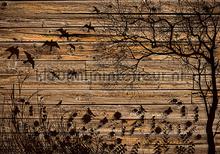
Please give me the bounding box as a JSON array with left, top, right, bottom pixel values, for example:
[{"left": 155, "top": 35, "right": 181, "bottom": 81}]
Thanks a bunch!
[
  {"left": 93, "top": 6, "right": 100, "bottom": 13},
  {"left": 57, "top": 28, "right": 71, "bottom": 40},
  {"left": 42, "top": 40, "right": 60, "bottom": 51},
  {"left": 83, "top": 22, "right": 95, "bottom": 32},
  {"left": 6, "top": 46, "right": 19, "bottom": 59},
  {"left": 87, "top": 107, "right": 95, "bottom": 116},
  {"left": 68, "top": 44, "right": 76, "bottom": 51},
  {"left": 23, "top": 51, "right": 35, "bottom": 69}
]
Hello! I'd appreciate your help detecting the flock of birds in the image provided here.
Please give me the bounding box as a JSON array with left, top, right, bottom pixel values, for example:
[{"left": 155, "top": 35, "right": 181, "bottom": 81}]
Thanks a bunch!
[
  {"left": 4, "top": 5, "right": 102, "bottom": 69},
  {"left": 5, "top": 22, "right": 97, "bottom": 69},
  {"left": 3, "top": 3, "right": 204, "bottom": 153},
  {"left": 6, "top": 46, "right": 35, "bottom": 68},
  {"left": 5, "top": 40, "right": 61, "bottom": 69}
]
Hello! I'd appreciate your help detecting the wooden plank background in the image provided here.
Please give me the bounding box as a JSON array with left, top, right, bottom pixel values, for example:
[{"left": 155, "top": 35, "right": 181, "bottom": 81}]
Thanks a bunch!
[{"left": 0, "top": 0, "right": 220, "bottom": 153}]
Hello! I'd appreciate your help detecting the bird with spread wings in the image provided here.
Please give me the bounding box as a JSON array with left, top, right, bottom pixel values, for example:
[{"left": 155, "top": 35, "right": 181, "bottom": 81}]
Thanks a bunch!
[
  {"left": 83, "top": 22, "right": 95, "bottom": 32},
  {"left": 42, "top": 40, "right": 60, "bottom": 51},
  {"left": 23, "top": 51, "right": 35, "bottom": 69},
  {"left": 6, "top": 46, "right": 19, "bottom": 59},
  {"left": 57, "top": 28, "right": 71, "bottom": 40}
]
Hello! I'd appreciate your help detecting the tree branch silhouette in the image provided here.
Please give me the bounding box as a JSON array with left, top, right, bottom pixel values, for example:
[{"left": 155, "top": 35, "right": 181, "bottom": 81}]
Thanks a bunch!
[{"left": 97, "top": 0, "right": 220, "bottom": 153}]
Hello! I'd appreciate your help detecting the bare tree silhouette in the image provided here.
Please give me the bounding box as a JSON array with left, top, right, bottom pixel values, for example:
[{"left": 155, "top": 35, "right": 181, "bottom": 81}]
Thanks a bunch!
[{"left": 96, "top": 0, "right": 220, "bottom": 153}]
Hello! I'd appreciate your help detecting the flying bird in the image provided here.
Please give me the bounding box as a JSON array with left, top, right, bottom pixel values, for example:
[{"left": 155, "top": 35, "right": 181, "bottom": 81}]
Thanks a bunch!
[
  {"left": 23, "top": 51, "right": 35, "bottom": 69},
  {"left": 6, "top": 46, "right": 19, "bottom": 59},
  {"left": 93, "top": 6, "right": 100, "bottom": 13},
  {"left": 68, "top": 44, "right": 76, "bottom": 51},
  {"left": 57, "top": 28, "right": 71, "bottom": 40},
  {"left": 83, "top": 22, "right": 95, "bottom": 32},
  {"left": 42, "top": 40, "right": 60, "bottom": 51}
]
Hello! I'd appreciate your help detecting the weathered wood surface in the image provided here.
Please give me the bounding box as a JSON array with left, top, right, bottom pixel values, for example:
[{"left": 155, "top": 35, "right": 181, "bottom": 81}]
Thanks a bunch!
[{"left": 0, "top": 1, "right": 220, "bottom": 153}]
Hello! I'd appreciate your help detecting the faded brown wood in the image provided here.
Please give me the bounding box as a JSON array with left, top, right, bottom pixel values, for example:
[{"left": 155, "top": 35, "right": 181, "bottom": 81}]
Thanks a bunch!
[{"left": 0, "top": 0, "right": 220, "bottom": 154}]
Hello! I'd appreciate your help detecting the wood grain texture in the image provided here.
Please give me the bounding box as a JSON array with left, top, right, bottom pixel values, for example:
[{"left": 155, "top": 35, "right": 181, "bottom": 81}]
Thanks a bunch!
[{"left": 0, "top": 1, "right": 220, "bottom": 153}]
